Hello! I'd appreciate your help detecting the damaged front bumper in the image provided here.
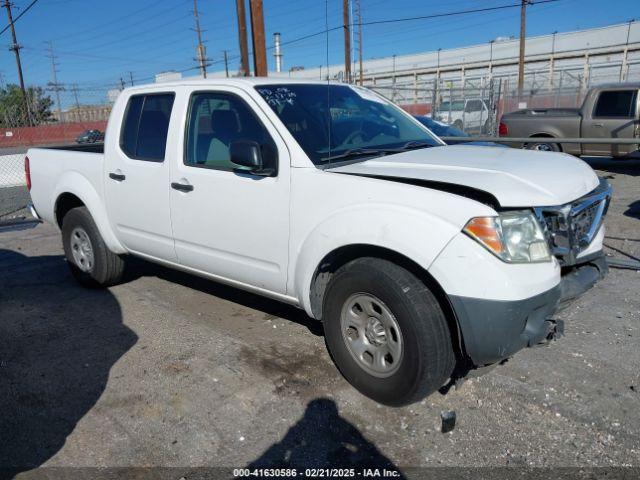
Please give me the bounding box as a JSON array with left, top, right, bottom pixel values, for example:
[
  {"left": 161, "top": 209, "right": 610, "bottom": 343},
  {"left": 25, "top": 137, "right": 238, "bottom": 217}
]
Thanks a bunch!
[{"left": 450, "top": 252, "right": 608, "bottom": 367}]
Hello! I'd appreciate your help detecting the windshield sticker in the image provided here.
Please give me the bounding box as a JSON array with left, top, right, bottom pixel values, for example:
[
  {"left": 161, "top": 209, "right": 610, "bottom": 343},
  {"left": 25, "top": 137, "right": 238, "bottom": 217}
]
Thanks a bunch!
[
  {"left": 350, "top": 85, "right": 387, "bottom": 105},
  {"left": 258, "top": 87, "right": 297, "bottom": 108}
]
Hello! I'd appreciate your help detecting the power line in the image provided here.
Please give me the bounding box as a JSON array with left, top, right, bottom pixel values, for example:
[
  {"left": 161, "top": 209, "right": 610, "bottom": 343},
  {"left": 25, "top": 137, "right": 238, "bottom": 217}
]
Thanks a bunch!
[
  {"left": 268, "top": 0, "right": 563, "bottom": 52},
  {"left": 0, "top": 0, "right": 39, "bottom": 37}
]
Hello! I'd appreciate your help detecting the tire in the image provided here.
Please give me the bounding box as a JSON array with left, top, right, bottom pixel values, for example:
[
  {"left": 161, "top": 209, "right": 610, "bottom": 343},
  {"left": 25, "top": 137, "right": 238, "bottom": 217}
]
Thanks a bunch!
[
  {"left": 525, "top": 139, "right": 560, "bottom": 152},
  {"left": 61, "top": 206, "right": 125, "bottom": 287},
  {"left": 322, "top": 258, "right": 455, "bottom": 406}
]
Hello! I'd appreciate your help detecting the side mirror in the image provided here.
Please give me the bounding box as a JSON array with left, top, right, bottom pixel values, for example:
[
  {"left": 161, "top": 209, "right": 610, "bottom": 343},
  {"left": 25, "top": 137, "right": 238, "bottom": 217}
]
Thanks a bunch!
[
  {"left": 230, "top": 140, "right": 275, "bottom": 176},
  {"left": 230, "top": 140, "right": 262, "bottom": 169}
]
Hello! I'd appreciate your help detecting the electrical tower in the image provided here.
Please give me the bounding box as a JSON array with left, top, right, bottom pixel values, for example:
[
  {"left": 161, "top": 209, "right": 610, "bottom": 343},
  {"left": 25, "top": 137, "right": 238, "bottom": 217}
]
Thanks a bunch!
[
  {"left": 3, "top": 0, "right": 32, "bottom": 125},
  {"left": 45, "top": 41, "right": 64, "bottom": 123},
  {"left": 192, "top": 0, "right": 210, "bottom": 78},
  {"left": 71, "top": 83, "right": 80, "bottom": 109}
]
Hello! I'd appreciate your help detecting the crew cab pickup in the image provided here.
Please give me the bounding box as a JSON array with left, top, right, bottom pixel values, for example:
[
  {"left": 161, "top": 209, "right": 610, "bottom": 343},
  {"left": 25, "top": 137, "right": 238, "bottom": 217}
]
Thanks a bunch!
[
  {"left": 500, "top": 82, "right": 640, "bottom": 157},
  {"left": 26, "top": 79, "right": 611, "bottom": 406}
]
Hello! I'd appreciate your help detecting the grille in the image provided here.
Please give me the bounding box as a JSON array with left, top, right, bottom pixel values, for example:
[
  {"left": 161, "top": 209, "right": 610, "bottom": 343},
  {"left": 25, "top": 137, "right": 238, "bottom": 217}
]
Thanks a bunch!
[
  {"left": 534, "top": 178, "right": 612, "bottom": 266},
  {"left": 572, "top": 200, "right": 602, "bottom": 244}
]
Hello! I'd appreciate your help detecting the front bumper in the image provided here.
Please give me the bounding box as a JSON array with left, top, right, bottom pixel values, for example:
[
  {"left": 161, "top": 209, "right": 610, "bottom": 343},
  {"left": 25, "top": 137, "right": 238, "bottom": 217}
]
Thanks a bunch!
[{"left": 450, "top": 252, "right": 608, "bottom": 366}]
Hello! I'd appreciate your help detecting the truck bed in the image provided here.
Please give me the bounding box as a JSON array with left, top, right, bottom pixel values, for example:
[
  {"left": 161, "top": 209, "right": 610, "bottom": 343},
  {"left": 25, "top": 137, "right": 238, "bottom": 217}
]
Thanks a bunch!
[
  {"left": 506, "top": 108, "right": 581, "bottom": 117},
  {"left": 46, "top": 143, "right": 104, "bottom": 154}
]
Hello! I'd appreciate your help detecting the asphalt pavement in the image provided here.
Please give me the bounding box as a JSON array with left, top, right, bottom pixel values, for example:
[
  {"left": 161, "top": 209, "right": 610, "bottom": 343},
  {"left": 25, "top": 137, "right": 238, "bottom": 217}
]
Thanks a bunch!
[{"left": 0, "top": 156, "right": 638, "bottom": 477}]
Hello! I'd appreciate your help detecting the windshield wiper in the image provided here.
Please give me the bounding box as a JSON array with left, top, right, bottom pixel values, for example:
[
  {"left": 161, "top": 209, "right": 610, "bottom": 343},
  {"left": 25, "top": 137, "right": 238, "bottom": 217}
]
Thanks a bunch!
[
  {"left": 320, "top": 148, "right": 387, "bottom": 163},
  {"left": 320, "top": 141, "right": 435, "bottom": 163},
  {"left": 387, "top": 141, "right": 436, "bottom": 152}
]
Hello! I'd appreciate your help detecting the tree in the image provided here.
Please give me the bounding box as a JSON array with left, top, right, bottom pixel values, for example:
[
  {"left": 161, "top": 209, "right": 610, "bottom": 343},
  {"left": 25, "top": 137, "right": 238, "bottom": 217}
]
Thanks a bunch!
[{"left": 0, "top": 84, "right": 55, "bottom": 128}]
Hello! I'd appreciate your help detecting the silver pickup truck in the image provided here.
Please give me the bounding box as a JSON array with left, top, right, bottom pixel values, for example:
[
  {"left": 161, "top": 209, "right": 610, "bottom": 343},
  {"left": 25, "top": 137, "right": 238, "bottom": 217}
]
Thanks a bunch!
[{"left": 499, "top": 82, "right": 639, "bottom": 157}]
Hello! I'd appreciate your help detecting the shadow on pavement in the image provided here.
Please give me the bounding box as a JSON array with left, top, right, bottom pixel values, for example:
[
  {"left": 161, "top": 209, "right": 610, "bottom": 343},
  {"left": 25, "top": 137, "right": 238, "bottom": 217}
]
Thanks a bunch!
[
  {"left": 125, "top": 257, "right": 324, "bottom": 337},
  {"left": 582, "top": 156, "right": 640, "bottom": 177},
  {"left": 624, "top": 200, "right": 640, "bottom": 220},
  {"left": 247, "top": 398, "right": 403, "bottom": 474},
  {"left": 0, "top": 249, "right": 137, "bottom": 477}
]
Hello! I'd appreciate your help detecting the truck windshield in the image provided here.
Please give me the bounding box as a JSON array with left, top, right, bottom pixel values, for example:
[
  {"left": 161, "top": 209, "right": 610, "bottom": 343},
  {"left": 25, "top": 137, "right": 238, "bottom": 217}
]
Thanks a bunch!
[{"left": 255, "top": 84, "right": 440, "bottom": 165}]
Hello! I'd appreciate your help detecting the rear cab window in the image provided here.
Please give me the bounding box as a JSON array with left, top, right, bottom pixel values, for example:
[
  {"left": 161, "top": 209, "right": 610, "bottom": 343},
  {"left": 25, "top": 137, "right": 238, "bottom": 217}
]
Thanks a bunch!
[
  {"left": 593, "top": 90, "right": 638, "bottom": 118},
  {"left": 120, "top": 93, "right": 175, "bottom": 161}
]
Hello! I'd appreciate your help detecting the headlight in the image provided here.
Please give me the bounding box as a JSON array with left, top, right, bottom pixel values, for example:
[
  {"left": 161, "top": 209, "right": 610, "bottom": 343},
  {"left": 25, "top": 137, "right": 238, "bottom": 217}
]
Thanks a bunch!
[{"left": 463, "top": 211, "right": 551, "bottom": 263}]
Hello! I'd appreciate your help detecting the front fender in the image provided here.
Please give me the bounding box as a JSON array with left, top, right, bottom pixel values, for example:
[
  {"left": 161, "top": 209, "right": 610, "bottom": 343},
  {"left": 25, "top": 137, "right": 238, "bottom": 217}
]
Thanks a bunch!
[
  {"left": 291, "top": 203, "right": 462, "bottom": 318},
  {"left": 53, "top": 171, "right": 126, "bottom": 254}
]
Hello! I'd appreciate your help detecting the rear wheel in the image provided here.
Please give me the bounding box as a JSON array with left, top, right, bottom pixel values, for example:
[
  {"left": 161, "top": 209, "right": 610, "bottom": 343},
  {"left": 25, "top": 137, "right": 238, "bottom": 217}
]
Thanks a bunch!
[
  {"left": 323, "top": 258, "right": 455, "bottom": 406},
  {"left": 525, "top": 139, "right": 560, "bottom": 152},
  {"left": 62, "top": 207, "right": 125, "bottom": 287}
]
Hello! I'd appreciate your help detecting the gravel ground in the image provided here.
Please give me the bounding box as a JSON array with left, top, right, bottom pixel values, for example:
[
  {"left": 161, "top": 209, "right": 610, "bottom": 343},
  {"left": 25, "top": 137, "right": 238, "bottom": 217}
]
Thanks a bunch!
[{"left": 0, "top": 156, "right": 638, "bottom": 477}]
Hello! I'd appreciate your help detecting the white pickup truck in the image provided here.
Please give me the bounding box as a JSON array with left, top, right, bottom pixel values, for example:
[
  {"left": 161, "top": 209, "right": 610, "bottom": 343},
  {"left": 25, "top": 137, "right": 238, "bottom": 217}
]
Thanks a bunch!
[{"left": 26, "top": 79, "right": 611, "bottom": 406}]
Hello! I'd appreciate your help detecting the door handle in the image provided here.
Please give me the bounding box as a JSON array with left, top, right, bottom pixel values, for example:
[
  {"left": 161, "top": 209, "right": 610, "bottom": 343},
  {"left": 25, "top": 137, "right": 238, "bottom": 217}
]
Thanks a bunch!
[
  {"left": 593, "top": 123, "right": 604, "bottom": 127},
  {"left": 109, "top": 172, "right": 126, "bottom": 181},
  {"left": 171, "top": 182, "right": 194, "bottom": 192}
]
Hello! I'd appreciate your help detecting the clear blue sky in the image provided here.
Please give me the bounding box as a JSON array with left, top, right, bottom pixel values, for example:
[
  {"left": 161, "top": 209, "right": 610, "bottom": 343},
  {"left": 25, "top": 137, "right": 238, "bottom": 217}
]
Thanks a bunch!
[{"left": 0, "top": 0, "right": 636, "bottom": 103}]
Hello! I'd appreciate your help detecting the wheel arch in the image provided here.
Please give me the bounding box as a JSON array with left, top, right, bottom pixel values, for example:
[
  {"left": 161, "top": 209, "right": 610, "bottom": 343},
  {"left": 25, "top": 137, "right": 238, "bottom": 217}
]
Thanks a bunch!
[
  {"left": 55, "top": 192, "right": 84, "bottom": 228},
  {"left": 309, "top": 244, "right": 466, "bottom": 363},
  {"left": 52, "top": 171, "right": 126, "bottom": 254},
  {"left": 526, "top": 132, "right": 563, "bottom": 152}
]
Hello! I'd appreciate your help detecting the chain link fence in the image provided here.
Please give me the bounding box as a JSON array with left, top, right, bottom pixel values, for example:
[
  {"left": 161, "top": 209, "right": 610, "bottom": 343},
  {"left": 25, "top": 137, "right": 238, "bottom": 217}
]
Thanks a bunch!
[
  {"left": 0, "top": 86, "right": 114, "bottom": 223},
  {"left": 370, "top": 56, "right": 640, "bottom": 136}
]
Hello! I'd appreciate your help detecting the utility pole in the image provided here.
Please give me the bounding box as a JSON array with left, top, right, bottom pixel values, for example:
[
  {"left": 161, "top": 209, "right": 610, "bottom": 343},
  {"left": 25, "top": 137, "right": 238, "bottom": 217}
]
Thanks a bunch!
[
  {"left": 129, "top": 71, "right": 134, "bottom": 86},
  {"left": 355, "top": 0, "right": 363, "bottom": 85},
  {"left": 3, "top": 0, "right": 32, "bottom": 125},
  {"left": 236, "top": 0, "right": 250, "bottom": 76},
  {"left": 342, "top": 0, "right": 351, "bottom": 83},
  {"left": 45, "top": 41, "right": 64, "bottom": 124},
  {"left": 517, "top": 0, "right": 528, "bottom": 99},
  {"left": 249, "top": 0, "right": 267, "bottom": 76},
  {"left": 192, "top": 0, "right": 209, "bottom": 78},
  {"left": 222, "top": 50, "right": 229, "bottom": 77}
]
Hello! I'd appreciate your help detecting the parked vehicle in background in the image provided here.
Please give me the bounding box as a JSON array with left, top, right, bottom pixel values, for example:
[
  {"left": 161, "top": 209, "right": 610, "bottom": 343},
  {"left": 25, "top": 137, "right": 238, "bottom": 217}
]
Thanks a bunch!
[
  {"left": 26, "top": 79, "right": 610, "bottom": 406},
  {"left": 435, "top": 98, "right": 490, "bottom": 133},
  {"left": 413, "top": 115, "right": 506, "bottom": 147},
  {"left": 76, "top": 129, "right": 104, "bottom": 144},
  {"left": 499, "top": 83, "right": 640, "bottom": 157}
]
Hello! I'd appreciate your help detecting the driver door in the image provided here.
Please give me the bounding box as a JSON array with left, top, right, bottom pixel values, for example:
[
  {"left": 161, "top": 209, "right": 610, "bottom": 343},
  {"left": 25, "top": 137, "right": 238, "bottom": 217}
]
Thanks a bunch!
[{"left": 169, "top": 88, "right": 290, "bottom": 294}]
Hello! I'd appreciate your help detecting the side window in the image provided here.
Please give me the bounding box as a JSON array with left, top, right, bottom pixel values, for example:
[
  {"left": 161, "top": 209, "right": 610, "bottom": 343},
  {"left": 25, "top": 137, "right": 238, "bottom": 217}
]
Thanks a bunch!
[
  {"left": 593, "top": 90, "right": 637, "bottom": 118},
  {"left": 185, "top": 92, "right": 277, "bottom": 172},
  {"left": 466, "top": 100, "right": 483, "bottom": 112},
  {"left": 120, "top": 93, "right": 175, "bottom": 161}
]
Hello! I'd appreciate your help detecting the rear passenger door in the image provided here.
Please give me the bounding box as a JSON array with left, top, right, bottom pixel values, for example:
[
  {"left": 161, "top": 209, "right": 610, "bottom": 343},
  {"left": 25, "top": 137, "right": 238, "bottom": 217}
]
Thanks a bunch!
[
  {"left": 105, "top": 92, "right": 178, "bottom": 262},
  {"left": 169, "top": 88, "right": 290, "bottom": 294},
  {"left": 582, "top": 89, "right": 639, "bottom": 156}
]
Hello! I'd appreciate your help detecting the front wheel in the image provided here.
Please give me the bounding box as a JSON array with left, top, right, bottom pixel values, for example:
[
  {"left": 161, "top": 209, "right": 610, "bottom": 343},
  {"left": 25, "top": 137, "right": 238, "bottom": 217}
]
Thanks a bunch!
[
  {"left": 62, "top": 206, "right": 125, "bottom": 287},
  {"left": 323, "top": 258, "right": 455, "bottom": 406}
]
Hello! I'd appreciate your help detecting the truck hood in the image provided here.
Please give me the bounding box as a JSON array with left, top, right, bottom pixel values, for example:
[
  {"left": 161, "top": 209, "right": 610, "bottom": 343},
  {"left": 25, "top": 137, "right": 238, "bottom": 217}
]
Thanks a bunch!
[{"left": 328, "top": 145, "right": 599, "bottom": 207}]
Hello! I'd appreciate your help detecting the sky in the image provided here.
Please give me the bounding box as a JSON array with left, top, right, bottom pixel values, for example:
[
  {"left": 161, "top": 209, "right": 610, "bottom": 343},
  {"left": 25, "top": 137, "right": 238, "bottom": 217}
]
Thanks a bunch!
[{"left": 0, "top": 0, "right": 637, "bottom": 105}]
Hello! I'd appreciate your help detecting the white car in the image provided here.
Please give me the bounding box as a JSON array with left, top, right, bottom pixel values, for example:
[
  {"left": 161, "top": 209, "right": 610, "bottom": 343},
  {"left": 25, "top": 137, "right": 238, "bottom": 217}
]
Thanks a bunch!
[
  {"left": 26, "top": 79, "right": 611, "bottom": 406},
  {"left": 437, "top": 98, "right": 490, "bottom": 133}
]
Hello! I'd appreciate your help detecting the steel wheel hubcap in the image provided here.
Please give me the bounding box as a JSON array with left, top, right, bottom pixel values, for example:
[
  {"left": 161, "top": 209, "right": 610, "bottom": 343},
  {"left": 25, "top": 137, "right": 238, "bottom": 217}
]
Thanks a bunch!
[
  {"left": 340, "top": 293, "right": 403, "bottom": 378},
  {"left": 534, "top": 143, "right": 552, "bottom": 151},
  {"left": 70, "top": 227, "right": 94, "bottom": 272}
]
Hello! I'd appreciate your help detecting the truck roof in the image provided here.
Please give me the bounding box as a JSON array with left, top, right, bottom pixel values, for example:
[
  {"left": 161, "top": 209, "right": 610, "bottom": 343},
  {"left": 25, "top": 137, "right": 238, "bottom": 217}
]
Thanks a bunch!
[{"left": 122, "top": 77, "right": 341, "bottom": 94}]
